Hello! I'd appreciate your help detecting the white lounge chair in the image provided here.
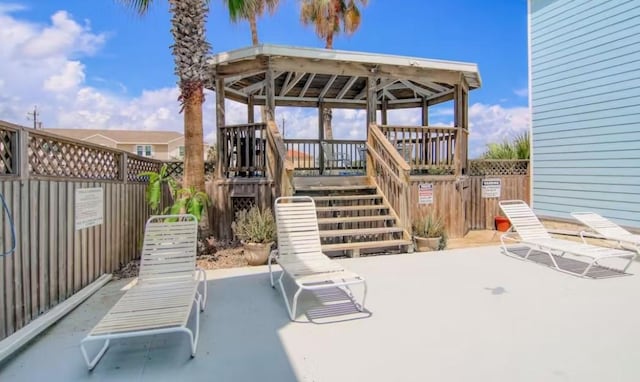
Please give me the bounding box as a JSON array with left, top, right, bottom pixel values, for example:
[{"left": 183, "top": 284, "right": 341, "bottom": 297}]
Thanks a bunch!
[
  {"left": 499, "top": 200, "right": 636, "bottom": 277},
  {"left": 81, "top": 215, "right": 207, "bottom": 370},
  {"left": 571, "top": 212, "right": 640, "bottom": 252},
  {"left": 269, "top": 196, "right": 367, "bottom": 320}
]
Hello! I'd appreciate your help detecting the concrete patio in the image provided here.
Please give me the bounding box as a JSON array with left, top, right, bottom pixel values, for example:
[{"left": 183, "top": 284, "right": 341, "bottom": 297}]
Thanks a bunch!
[{"left": 1, "top": 245, "right": 640, "bottom": 381}]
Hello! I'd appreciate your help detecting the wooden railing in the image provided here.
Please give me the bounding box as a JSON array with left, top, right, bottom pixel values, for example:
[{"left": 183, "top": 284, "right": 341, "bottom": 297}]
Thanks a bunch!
[
  {"left": 219, "top": 123, "right": 267, "bottom": 177},
  {"left": 380, "top": 125, "right": 459, "bottom": 175},
  {"left": 284, "top": 139, "right": 366, "bottom": 175},
  {"left": 266, "top": 121, "right": 294, "bottom": 197},
  {"left": 366, "top": 124, "right": 411, "bottom": 233}
]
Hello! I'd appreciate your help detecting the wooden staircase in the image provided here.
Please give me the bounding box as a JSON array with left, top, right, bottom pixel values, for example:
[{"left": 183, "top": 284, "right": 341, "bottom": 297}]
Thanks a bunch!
[{"left": 294, "top": 176, "right": 413, "bottom": 257}]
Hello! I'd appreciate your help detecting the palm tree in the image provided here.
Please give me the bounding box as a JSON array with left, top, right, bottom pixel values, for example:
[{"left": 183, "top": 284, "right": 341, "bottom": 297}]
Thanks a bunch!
[
  {"left": 119, "top": 0, "right": 210, "bottom": 192},
  {"left": 300, "top": 0, "right": 367, "bottom": 49},
  {"left": 300, "top": 0, "right": 368, "bottom": 169},
  {"left": 225, "top": 0, "right": 280, "bottom": 45}
]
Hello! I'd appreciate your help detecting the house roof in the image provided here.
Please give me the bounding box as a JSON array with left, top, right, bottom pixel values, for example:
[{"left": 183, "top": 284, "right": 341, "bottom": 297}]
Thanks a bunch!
[
  {"left": 44, "top": 129, "right": 183, "bottom": 144},
  {"left": 286, "top": 149, "right": 314, "bottom": 160},
  {"left": 208, "top": 44, "right": 481, "bottom": 109}
]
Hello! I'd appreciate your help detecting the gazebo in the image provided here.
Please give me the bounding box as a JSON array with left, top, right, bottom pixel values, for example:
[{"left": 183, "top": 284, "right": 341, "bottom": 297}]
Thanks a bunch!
[{"left": 207, "top": 44, "right": 481, "bottom": 254}]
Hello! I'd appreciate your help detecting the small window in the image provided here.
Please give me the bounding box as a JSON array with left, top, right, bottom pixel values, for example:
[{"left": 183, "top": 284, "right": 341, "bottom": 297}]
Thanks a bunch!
[
  {"left": 136, "top": 145, "right": 153, "bottom": 157},
  {"left": 179, "top": 146, "right": 185, "bottom": 157}
]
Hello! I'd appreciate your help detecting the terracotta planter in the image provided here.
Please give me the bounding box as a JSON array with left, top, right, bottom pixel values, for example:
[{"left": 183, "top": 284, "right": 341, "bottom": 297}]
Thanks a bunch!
[
  {"left": 495, "top": 216, "right": 511, "bottom": 232},
  {"left": 243, "top": 242, "right": 274, "bottom": 266},
  {"left": 414, "top": 236, "right": 441, "bottom": 252}
]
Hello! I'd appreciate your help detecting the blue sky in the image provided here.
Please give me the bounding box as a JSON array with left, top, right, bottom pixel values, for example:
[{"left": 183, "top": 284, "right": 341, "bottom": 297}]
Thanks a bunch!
[{"left": 0, "top": 0, "right": 529, "bottom": 157}]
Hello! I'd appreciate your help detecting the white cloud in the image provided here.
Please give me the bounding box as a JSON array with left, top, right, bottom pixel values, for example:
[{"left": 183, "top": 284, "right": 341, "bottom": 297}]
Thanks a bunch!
[
  {"left": 18, "top": 11, "right": 105, "bottom": 58},
  {"left": 43, "top": 60, "right": 85, "bottom": 92},
  {"left": 0, "top": 8, "right": 529, "bottom": 157},
  {"left": 467, "top": 103, "right": 529, "bottom": 158},
  {"left": 514, "top": 87, "right": 529, "bottom": 97}
]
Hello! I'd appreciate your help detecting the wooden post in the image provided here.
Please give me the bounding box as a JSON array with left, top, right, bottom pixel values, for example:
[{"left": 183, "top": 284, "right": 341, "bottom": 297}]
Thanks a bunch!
[
  {"left": 421, "top": 97, "right": 429, "bottom": 126},
  {"left": 247, "top": 95, "right": 254, "bottom": 123},
  {"left": 121, "top": 153, "right": 128, "bottom": 183},
  {"left": 366, "top": 76, "right": 377, "bottom": 126},
  {"left": 381, "top": 97, "right": 388, "bottom": 125},
  {"left": 453, "top": 84, "right": 463, "bottom": 175},
  {"left": 216, "top": 76, "right": 226, "bottom": 179},
  {"left": 318, "top": 101, "right": 325, "bottom": 175},
  {"left": 265, "top": 67, "right": 276, "bottom": 122},
  {"left": 18, "top": 128, "right": 29, "bottom": 180}
]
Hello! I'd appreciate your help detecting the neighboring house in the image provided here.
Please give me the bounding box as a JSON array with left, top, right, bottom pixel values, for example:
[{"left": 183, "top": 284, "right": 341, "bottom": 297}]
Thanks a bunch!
[
  {"left": 528, "top": 0, "right": 640, "bottom": 228},
  {"left": 286, "top": 149, "right": 315, "bottom": 169},
  {"left": 45, "top": 128, "right": 208, "bottom": 161}
]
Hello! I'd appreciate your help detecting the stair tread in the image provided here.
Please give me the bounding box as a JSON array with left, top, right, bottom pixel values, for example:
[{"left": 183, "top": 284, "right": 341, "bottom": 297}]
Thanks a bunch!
[
  {"left": 322, "top": 239, "right": 412, "bottom": 252},
  {"left": 317, "top": 215, "right": 395, "bottom": 224},
  {"left": 296, "top": 185, "right": 376, "bottom": 192},
  {"left": 319, "top": 227, "right": 404, "bottom": 237},
  {"left": 313, "top": 194, "right": 381, "bottom": 201},
  {"left": 316, "top": 205, "right": 388, "bottom": 212}
]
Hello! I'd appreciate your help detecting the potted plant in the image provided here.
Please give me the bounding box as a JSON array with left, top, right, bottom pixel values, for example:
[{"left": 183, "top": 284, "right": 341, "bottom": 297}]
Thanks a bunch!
[
  {"left": 495, "top": 214, "right": 511, "bottom": 232},
  {"left": 412, "top": 211, "right": 446, "bottom": 251},
  {"left": 231, "top": 206, "right": 277, "bottom": 265}
]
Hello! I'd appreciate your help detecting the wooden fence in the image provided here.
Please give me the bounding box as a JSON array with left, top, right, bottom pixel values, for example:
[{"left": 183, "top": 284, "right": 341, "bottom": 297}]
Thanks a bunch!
[
  {"left": 466, "top": 160, "right": 531, "bottom": 230},
  {"left": 0, "top": 121, "right": 161, "bottom": 341}
]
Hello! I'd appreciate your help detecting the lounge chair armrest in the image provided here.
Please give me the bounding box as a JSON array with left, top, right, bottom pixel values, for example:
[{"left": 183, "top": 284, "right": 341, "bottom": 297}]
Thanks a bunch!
[
  {"left": 578, "top": 230, "right": 590, "bottom": 244},
  {"left": 195, "top": 267, "right": 207, "bottom": 282}
]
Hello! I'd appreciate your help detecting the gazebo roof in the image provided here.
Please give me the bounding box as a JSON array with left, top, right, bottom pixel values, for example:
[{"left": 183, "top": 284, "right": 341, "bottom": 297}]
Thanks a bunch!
[{"left": 207, "top": 44, "right": 481, "bottom": 109}]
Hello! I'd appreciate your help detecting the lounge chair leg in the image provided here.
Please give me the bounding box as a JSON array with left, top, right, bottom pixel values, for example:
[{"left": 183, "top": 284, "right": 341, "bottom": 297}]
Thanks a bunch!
[
  {"left": 81, "top": 338, "right": 110, "bottom": 371},
  {"left": 582, "top": 260, "right": 596, "bottom": 277},
  {"left": 197, "top": 269, "right": 207, "bottom": 312},
  {"left": 278, "top": 272, "right": 302, "bottom": 321},
  {"left": 187, "top": 295, "right": 201, "bottom": 357},
  {"left": 269, "top": 251, "right": 279, "bottom": 288},
  {"left": 623, "top": 255, "right": 636, "bottom": 272},
  {"left": 290, "top": 288, "right": 303, "bottom": 321}
]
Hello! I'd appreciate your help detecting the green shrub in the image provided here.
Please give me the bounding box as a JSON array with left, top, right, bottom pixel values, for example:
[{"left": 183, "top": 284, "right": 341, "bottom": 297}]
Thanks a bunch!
[
  {"left": 482, "top": 132, "right": 530, "bottom": 160},
  {"left": 231, "top": 206, "right": 276, "bottom": 244},
  {"left": 412, "top": 211, "right": 445, "bottom": 238}
]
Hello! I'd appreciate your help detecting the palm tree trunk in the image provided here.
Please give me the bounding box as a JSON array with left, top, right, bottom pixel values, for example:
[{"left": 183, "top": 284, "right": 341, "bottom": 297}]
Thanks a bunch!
[
  {"left": 183, "top": 85, "right": 205, "bottom": 192},
  {"left": 249, "top": 14, "right": 259, "bottom": 45},
  {"left": 322, "top": 33, "right": 335, "bottom": 173}
]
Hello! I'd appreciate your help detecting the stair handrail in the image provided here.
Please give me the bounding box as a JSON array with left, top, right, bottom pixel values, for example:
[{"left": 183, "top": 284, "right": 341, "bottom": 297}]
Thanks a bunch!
[
  {"left": 266, "top": 120, "right": 295, "bottom": 197},
  {"left": 366, "top": 123, "right": 411, "bottom": 234}
]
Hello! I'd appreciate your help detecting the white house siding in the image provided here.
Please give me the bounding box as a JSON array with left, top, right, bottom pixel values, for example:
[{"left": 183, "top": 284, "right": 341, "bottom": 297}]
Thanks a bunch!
[{"left": 530, "top": 0, "right": 640, "bottom": 228}]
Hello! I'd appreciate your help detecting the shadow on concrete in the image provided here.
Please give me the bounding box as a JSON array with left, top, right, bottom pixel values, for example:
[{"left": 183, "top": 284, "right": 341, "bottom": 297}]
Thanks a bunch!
[
  {"left": 506, "top": 246, "right": 631, "bottom": 279},
  {"left": 0, "top": 272, "right": 302, "bottom": 382}
]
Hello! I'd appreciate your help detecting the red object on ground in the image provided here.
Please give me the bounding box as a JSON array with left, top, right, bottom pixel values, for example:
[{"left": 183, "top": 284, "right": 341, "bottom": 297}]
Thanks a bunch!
[{"left": 495, "top": 216, "right": 511, "bottom": 232}]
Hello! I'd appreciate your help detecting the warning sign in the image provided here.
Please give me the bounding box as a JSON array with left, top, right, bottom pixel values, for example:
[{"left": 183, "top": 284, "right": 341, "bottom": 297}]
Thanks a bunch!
[
  {"left": 418, "top": 183, "right": 433, "bottom": 205},
  {"left": 481, "top": 178, "right": 502, "bottom": 198},
  {"left": 75, "top": 188, "right": 104, "bottom": 230}
]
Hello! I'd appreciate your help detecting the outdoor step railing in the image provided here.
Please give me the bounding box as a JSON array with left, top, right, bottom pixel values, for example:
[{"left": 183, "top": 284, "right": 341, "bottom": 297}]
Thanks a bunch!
[
  {"left": 266, "top": 121, "right": 294, "bottom": 196},
  {"left": 284, "top": 138, "right": 366, "bottom": 175},
  {"left": 219, "top": 123, "right": 267, "bottom": 178},
  {"left": 379, "top": 125, "right": 459, "bottom": 175},
  {"left": 366, "top": 124, "right": 411, "bottom": 234}
]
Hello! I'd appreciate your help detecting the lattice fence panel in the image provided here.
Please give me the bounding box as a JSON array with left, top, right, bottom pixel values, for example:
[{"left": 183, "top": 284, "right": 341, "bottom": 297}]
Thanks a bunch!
[
  {"left": 164, "top": 161, "right": 216, "bottom": 179},
  {"left": 232, "top": 196, "right": 256, "bottom": 218},
  {"left": 468, "top": 160, "right": 529, "bottom": 176},
  {"left": 127, "top": 155, "right": 162, "bottom": 182},
  {"left": 28, "top": 133, "right": 122, "bottom": 179},
  {"left": 0, "top": 127, "right": 16, "bottom": 175}
]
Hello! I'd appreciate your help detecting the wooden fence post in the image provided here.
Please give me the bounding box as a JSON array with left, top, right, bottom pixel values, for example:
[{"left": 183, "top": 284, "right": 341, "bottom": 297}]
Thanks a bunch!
[
  {"left": 122, "top": 153, "right": 128, "bottom": 183},
  {"left": 18, "top": 128, "right": 29, "bottom": 180}
]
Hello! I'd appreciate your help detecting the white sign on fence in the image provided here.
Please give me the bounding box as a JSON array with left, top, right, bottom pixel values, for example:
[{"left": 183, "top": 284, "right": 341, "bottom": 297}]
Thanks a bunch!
[
  {"left": 481, "top": 178, "right": 502, "bottom": 198},
  {"left": 418, "top": 183, "right": 433, "bottom": 205},
  {"left": 75, "top": 188, "right": 104, "bottom": 230}
]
